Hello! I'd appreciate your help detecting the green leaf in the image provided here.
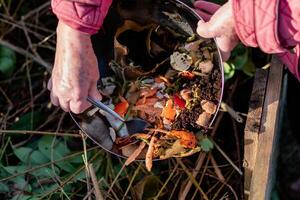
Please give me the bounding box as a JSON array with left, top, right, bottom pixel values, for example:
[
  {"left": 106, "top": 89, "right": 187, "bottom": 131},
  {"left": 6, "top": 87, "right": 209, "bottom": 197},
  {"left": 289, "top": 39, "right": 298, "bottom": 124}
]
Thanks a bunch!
[
  {"left": 29, "top": 166, "right": 60, "bottom": 178},
  {"left": 0, "top": 182, "right": 9, "bottom": 193},
  {"left": 133, "top": 175, "right": 161, "bottom": 200},
  {"left": 14, "top": 147, "right": 49, "bottom": 165},
  {"left": 11, "top": 176, "right": 31, "bottom": 192},
  {"left": 10, "top": 111, "right": 45, "bottom": 130},
  {"left": 199, "top": 137, "right": 214, "bottom": 152},
  {"left": 223, "top": 62, "right": 235, "bottom": 80},
  {"left": 0, "top": 45, "right": 16, "bottom": 77},
  {"left": 3, "top": 165, "right": 28, "bottom": 174},
  {"left": 230, "top": 45, "right": 249, "bottom": 70},
  {"left": 10, "top": 194, "right": 37, "bottom": 200},
  {"left": 38, "top": 136, "right": 75, "bottom": 172},
  {"left": 242, "top": 60, "right": 256, "bottom": 77},
  {"left": 32, "top": 183, "right": 59, "bottom": 194}
]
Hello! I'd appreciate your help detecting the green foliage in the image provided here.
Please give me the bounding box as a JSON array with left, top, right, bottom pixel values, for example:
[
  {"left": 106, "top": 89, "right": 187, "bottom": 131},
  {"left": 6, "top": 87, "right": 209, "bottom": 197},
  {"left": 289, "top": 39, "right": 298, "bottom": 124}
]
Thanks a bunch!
[
  {"left": 198, "top": 136, "right": 214, "bottom": 152},
  {"left": 224, "top": 44, "right": 256, "bottom": 80},
  {"left": 38, "top": 136, "right": 76, "bottom": 172},
  {"left": 0, "top": 45, "right": 16, "bottom": 77}
]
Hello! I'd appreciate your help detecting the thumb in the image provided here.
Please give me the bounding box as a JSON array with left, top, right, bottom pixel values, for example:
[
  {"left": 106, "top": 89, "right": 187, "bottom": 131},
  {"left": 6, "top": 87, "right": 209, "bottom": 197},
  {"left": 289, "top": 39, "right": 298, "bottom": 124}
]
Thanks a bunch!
[{"left": 197, "top": 20, "right": 218, "bottom": 38}]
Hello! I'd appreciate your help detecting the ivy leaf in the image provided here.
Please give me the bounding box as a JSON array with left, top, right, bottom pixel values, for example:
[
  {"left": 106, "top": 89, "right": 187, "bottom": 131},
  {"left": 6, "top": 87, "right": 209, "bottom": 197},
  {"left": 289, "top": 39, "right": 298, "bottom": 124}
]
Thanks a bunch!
[
  {"left": 14, "top": 147, "right": 49, "bottom": 165},
  {"left": 0, "top": 45, "right": 16, "bottom": 77},
  {"left": 0, "top": 182, "right": 9, "bottom": 193},
  {"left": 38, "top": 136, "right": 75, "bottom": 173},
  {"left": 3, "top": 165, "right": 28, "bottom": 174},
  {"left": 199, "top": 137, "right": 214, "bottom": 152},
  {"left": 231, "top": 45, "right": 248, "bottom": 70}
]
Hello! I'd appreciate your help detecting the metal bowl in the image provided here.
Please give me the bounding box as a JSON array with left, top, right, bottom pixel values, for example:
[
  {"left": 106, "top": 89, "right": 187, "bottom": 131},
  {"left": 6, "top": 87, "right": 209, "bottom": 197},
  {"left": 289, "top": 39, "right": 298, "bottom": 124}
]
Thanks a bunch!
[{"left": 70, "top": 0, "right": 224, "bottom": 160}]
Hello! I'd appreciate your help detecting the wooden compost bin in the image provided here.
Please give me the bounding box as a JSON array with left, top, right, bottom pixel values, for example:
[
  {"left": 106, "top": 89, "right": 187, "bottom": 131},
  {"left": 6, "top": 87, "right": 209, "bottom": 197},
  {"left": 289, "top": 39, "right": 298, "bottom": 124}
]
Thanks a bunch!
[{"left": 244, "top": 56, "right": 287, "bottom": 200}]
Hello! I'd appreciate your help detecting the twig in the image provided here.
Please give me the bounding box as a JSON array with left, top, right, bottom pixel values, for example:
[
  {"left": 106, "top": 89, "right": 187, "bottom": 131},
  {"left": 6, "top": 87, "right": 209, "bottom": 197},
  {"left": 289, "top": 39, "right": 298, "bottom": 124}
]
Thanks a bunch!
[
  {"left": 214, "top": 142, "right": 243, "bottom": 175},
  {"left": 0, "top": 40, "right": 52, "bottom": 71},
  {"left": 89, "top": 164, "right": 104, "bottom": 200},
  {"left": 81, "top": 132, "right": 92, "bottom": 200},
  {"left": 7, "top": 88, "right": 47, "bottom": 120},
  {"left": 209, "top": 170, "right": 238, "bottom": 200},
  {"left": 50, "top": 112, "right": 66, "bottom": 186},
  {"left": 179, "top": 152, "right": 206, "bottom": 199},
  {"left": 231, "top": 117, "right": 242, "bottom": 169},
  {"left": 176, "top": 158, "right": 209, "bottom": 200},
  {"left": 107, "top": 160, "right": 126, "bottom": 195},
  {"left": 210, "top": 154, "right": 225, "bottom": 182},
  {"left": 0, "top": 85, "right": 13, "bottom": 107},
  {"left": 121, "top": 164, "right": 142, "bottom": 200},
  {"left": 154, "top": 163, "right": 179, "bottom": 199},
  {"left": 0, "top": 130, "right": 81, "bottom": 138}
]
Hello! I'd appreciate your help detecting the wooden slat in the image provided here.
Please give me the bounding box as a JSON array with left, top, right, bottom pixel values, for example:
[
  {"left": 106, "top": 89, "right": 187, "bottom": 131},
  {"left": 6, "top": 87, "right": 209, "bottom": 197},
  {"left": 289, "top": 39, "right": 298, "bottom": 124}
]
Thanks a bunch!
[
  {"left": 249, "top": 56, "right": 284, "bottom": 200},
  {"left": 244, "top": 68, "right": 268, "bottom": 197}
]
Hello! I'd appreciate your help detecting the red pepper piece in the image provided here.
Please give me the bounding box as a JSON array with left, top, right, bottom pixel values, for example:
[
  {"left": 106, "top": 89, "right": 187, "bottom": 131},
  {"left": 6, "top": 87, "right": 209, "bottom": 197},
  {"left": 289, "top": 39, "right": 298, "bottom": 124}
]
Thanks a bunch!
[{"left": 174, "top": 94, "right": 186, "bottom": 109}]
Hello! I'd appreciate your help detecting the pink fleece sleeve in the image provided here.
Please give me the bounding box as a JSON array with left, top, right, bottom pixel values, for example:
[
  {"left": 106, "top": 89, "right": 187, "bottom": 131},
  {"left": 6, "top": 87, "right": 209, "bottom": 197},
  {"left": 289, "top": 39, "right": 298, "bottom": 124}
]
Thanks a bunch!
[
  {"left": 232, "top": 0, "right": 300, "bottom": 80},
  {"left": 51, "top": 0, "right": 112, "bottom": 34}
]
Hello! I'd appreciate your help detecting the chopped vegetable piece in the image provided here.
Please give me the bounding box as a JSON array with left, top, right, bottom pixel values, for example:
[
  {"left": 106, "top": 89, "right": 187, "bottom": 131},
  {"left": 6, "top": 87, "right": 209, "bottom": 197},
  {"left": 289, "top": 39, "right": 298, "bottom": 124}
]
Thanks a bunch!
[
  {"left": 161, "top": 99, "right": 177, "bottom": 121},
  {"left": 201, "top": 100, "right": 217, "bottom": 114},
  {"left": 170, "top": 52, "right": 193, "bottom": 71},
  {"left": 114, "top": 101, "right": 129, "bottom": 117},
  {"left": 196, "top": 112, "right": 211, "bottom": 127},
  {"left": 180, "top": 89, "right": 192, "bottom": 101},
  {"left": 197, "top": 60, "right": 214, "bottom": 74},
  {"left": 179, "top": 71, "right": 195, "bottom": 79},
  {"left": 174, "top": 94, "right": 186, "bottom": 109}
]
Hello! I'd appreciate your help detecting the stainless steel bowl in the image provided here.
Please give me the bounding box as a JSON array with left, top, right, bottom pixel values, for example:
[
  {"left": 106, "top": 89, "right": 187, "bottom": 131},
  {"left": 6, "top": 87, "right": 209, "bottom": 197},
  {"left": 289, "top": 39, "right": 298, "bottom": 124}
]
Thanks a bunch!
[{"left": 70, "top": 0, "right": 224, "bottom": 160}]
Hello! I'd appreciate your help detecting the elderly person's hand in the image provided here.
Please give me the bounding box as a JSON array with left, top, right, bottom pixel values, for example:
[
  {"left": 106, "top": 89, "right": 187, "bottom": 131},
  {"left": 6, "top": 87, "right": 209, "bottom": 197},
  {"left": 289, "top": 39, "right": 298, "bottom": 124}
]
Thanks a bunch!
[
  {"left": 48, "top": 21, "right": 101, "bottom": 114},
  {"left": 194, "top": 0, "right": 239, "bottom": 61}
]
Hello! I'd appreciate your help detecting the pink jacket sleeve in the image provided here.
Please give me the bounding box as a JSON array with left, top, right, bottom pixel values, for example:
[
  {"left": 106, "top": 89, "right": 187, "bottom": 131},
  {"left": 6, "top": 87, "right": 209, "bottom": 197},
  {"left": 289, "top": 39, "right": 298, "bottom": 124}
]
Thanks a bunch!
[
  {"left": 51, "top": 0, "right": 112, "bottom": 34},
  {"left": 232, "top": 0, "right": 300, "bottom": 79}
]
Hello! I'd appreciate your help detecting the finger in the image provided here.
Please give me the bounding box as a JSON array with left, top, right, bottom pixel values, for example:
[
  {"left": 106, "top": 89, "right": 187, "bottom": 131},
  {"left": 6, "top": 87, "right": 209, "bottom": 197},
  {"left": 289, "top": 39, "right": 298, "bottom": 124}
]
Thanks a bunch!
[
  {"left": 59, "top": 98, "right": 71, "bottom": 112},
  {"left": 195, "top": 9, "right": 212, "bottom": 22},
  {"left": 47, "top": 78, "right": 52, "bottom": 91},
  {"left": 70, "top": 92, "right": 89, "bottom": 114},
  {"left": 70, "top": 99, "right": 89, "bottom": 114},
  {"left": 50, "top": 91, "right": 59, "bottom": 107},
  {"left": 194, "top": 1, "right": 220, "bottom": 14},
  {"left": 197, "top": 20, "right": 217, "bottom": 38}
]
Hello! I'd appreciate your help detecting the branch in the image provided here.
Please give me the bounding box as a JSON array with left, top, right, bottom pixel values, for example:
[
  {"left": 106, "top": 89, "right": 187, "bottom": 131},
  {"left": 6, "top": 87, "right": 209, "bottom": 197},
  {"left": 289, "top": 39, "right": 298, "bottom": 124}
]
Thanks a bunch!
[{"left": 0, "top": 39, "right": 52, "bottom": 71}]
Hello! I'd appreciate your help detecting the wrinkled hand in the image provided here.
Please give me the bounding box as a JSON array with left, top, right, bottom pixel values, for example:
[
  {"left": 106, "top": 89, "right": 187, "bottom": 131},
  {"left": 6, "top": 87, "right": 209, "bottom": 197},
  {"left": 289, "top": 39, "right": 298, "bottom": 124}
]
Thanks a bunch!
[
  {"left": 48, "top": 21, "right": 101, "bottom": 114},
  {"left": 194, "top": 0, "right": 239, "bottom": 61}
]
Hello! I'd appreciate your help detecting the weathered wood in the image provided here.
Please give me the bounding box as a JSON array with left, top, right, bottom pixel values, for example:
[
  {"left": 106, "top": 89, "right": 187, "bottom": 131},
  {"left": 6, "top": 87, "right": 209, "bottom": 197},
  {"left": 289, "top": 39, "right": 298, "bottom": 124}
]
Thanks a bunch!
[
  {"left": 244, "top": 68, "right": 268, "bottom": 196},
  {"left": 248, "top": 56, "right": 284, "bottom": 200}
]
